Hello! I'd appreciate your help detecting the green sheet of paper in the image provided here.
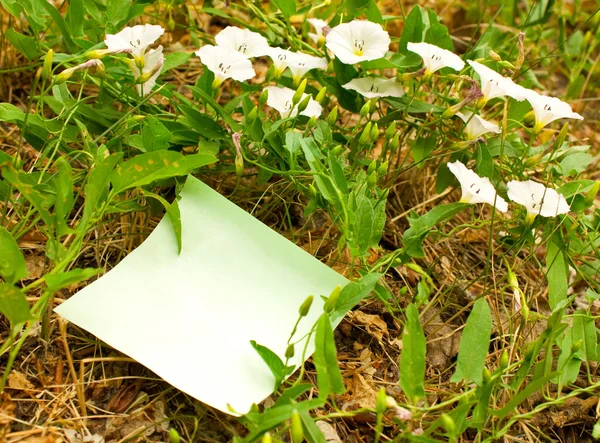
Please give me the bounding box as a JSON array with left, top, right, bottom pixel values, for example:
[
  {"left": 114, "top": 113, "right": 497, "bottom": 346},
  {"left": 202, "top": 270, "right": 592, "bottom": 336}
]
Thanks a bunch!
[{"left": 55, "top": 176, "right": 348, "bottom": 414}]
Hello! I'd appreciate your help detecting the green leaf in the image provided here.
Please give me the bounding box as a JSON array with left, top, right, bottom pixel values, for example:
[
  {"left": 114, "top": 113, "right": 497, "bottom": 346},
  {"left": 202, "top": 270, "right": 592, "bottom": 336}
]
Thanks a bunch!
[
  {"left": 272, "top": 0, "right": 295, "bottom": 18},
  {"left": 141, "top": 190, "right": 183, "bottom": 254},
  {"left": 0, "top": 283, "right": 32, "bottom": 325},
  {"left": 105, "top": 0, "right": 131, "bottom": 30},
  {"left": 313, "top": 313, "right": 345, "bottom": 398},
  {"left": 53, "top": 158, "right": 74, "bottom": 236},
  {"left": 352, "top": 194, "right": 375, "bottom": 256},
  {"left": 186, "top": 86, "right": 242, "bottom": 132},
  {"left": 299, "top": 410, "right": 327, "bottom": 443},
  {"left": 0, "top": 103, "right": 26, "bottom": 122},
  {"left": 5, "top": 29, "right": 40, "bottom": 61},
  {"left": 476, "top": 142, "right": 494, "bottom": 178},
  {"left": 45, "top": 268, "right": 101, "bottom": 293},
  {"left": 399, "top": 304, "right": 426, "bottom": 403},
  {"left": 572, "top": 311, "right": 598, "bottom": 362},
  {"left": 142, "top": 116, "right": 171, "bottom": 152},
  {"left": 79, "top": 152, "right": 123, "bottom": 231},
  {"left": 250, "top": 340, "right": 288, "bottom": 391},
  {"left": 558, "top": 152, "right": 593, "bottom": 177},
  {"left": 398, "top": 6, "right": 424, "bottom": 53},
  {"left": 65, "top": 0, "right": 84, "bottom": 37},
  {"left": 333, "top": 273, "right": 381, "bottom": 316},
  {"left": 425, "top": 23, "right": 453, "bottom": 52},
  {"left": 37, "top": 0, "right": 78, "bottom": 53},
  {"left": 110, "top": 151, "right": 216, "bottom": 194},
  {"left": 546, "top": 234, "right": 568, "bottom": 311},
  {"left": 451, "top": 298, "right": 492, "bottom": 386},
  {"left": 162, "top": 52, "right": 192, "bottom": 72},
  {"left": 0, "top": 226, "right": 27, "bottom": 285},
  {"left": 411, "top": 135, "right": 436, "bottom": 166},
  {"left": 180, "top": 105, "right": 226, "bottom": 140},
  {"left": 402, "top": 202, "right": 469, "bottom": 258}
]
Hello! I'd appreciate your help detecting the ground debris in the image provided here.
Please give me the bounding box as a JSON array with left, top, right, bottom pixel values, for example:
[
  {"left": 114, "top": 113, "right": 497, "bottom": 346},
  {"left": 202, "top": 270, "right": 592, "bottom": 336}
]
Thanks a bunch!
[{"left": 530, "top": 396, "right": 599, "bottom": 428}]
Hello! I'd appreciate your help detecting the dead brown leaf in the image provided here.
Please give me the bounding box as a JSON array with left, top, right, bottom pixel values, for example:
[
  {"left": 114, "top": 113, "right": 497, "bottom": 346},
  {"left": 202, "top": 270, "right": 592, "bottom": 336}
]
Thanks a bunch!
[
  {"left": 422, "top": 307, "right": 460, "bottom": 372},
  {"left": 349, "top": 311, "right": 389, "bottom": 343},
  {"left": 7, "top": 370, "right": 35, "bottom": 391}
]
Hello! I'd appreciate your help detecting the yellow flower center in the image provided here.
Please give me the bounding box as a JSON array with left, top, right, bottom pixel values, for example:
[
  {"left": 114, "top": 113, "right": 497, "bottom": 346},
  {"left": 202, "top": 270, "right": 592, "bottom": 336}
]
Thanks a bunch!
[{"left": 353, "top": 39, "right": 364, "bottom": 56}]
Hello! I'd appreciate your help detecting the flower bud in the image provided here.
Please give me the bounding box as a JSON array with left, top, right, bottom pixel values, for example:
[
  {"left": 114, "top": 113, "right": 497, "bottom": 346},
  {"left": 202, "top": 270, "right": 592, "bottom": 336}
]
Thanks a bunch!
[
  {"left": 332, "top": 145, "right": 343, "bottom": 155},
  {"left": 259, "top": 88, "right": 269, "bottom": 106},
  {"left": 584, "top": 181, "right": 600, "bottom": 207},
  {"left": 262, "top": 432, "right": 272, "bottom": 443},
  {"left": 327, "top": 106, "right": 338, "bottom": 126},
  {"left": 297, "top": 95, "right": 311, "bottom": 113},
  {"left": 169, "top": 429, "right": 181, "bottom": 443},
  {"left": 554, "top": 122, "right": 569, "bottom": 150},
  {"left": 315, "top": 86, "right": 327, "bottom": 104},
  {"left": 500, "top": 350, "right": 509, "bottom": 369},
  {"left": 298, "top": 295, "right": 314, "bottom": 317},
  {"left": 359, "top": 101, "right": 371, "bottom": 118},
  {"left": 523, "top": 110, "right": 535, "bottom": 125},
  {"left": 482, "top": 367, "right": 492, "bottom": 384},
  {"left": 377, "top": 161, "right": 389, "bottom": 177},
  {"left": 323, "top": 285, "right": 341, "bottom": 313},
  {"left": 285, "top": 343, "right": 295, "bottom": 359},
  {"left": 290, "top": 410, "right": 304, "bottom": 443},
  {"left": 370, "top": 122, "right": 379, "bottom": 141},
  {"left": 572, "top": 339, "right": 583, "bottom": 353},
  {"left": 376, "top": 387, "right": 387, "bottom": 415},
  {"left": 489, "top": 50, "right": 502, "bottom": 61},
  {"left": 385, "top": 121, "right": 396, "bottom": 140},
  {"left": 307, "top": 115, "right": 317, "bottom": 130},
  {"left": 308, "top": 184, "right": 317, "bottom": 199},
  {"left": 53, "top": 66, "right": 77, "bottom": 84},
  {"left": 42, "top": 49, "right": 54, "bottom": 81},
  {"left": 390, "top": 132, "right": 400, "bottom": 151},
  {"left": 367, "top": 160, "right": 377, "bottom": 175},
  {"left": 367, "top": 171, "right": 377, "bottom": 188},
  {"left": 359, "top": 122, "right": 372, "bottom": 145},
  {"left": 235, "top": 152, "right": 244, "bottom": 177},
  {"left": 292, "top": 79, "right": 307, "bottom": 105},
  {"left": 441, "top": 414, "right": 456, "bottom": 434},
  {"left": 246, "top": 106, "right": 258, "bottom": 124}
]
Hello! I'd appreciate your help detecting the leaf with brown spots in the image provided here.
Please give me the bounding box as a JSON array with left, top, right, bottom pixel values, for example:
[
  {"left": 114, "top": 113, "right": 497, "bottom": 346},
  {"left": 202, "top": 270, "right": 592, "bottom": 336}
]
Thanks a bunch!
[{"left": 110, "top": 151, "right": 217, "bottom": 193}]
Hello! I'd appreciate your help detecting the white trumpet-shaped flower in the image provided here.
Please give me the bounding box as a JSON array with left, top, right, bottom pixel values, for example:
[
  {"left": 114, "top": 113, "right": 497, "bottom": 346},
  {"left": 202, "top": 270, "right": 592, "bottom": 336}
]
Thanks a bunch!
[
  {"left": 467, "top": 60, "right": 527, "bottom": 102},
  {"left": 287, "top": 52, "right": 328, "bottom": 83},
  {"left": 214, "top": 26, "right": 270, "bottom": 58},
  {"left": 195, "top": 45, "right": 256, "bottom": 86},
  {"left": 457, "top": 111, "right": 501, "bottom": 140},
  {"left": 325, "top": 20, "right": 390, "bottom": 64},
  {"left": 266, "top": 47, "right": 295, "bottom": 77},
  {"left": 307, "top": 18, "right": 328, "bottom": 44},
  {"left": 407, "top": 42, "right": 465, "bottom": 74},
  {"left": 507, "top": 180, "right": 570, "bottom": 222},
  {"left": 105, "top": 24, "right": 165, "bottom": 59},
  {"left": 265, "top": 86, "right": 322, "bottom": 118},
  {"left": 342, "top": 77, "right": 404, "bottom": 99},
  {"left": 522, "top": 90, "right": 583, "bottom": 132},
  {"left": 447, "top": 160, "right": 508, "bottom": 212},
  {"left": 129, "top": 46, "right": 164, "bottom": 96}
]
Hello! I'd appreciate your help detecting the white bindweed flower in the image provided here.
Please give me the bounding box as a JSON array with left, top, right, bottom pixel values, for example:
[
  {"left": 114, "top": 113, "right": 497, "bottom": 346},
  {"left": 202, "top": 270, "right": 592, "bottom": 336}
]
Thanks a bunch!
[
  {"left": 522, "top": 90, "right": 583, "bottom": 132},
  {"left": 307, "top": 18, "right": 328, "bottom": 44},
  {"left": 265, "top": 86, "right": 322, "bottom": 118},
  {"left": 266, "top": 47, "right": 295, "bottom": 77},
  {"left": 325, "top": 20, "right": 390, "bottom": 64},
  {"left": 287, "top": 52, "right": 328, "bottom": 84},
  {"left": 406, "top": 42, "right": 465, "bottom": 75},
  {"left": 507, "top": 180, "right": 570, "bottom": 223},
  {"left": 447, "top": 160, "right": 508, "bottom": 212},
  {"left": 467, "top": 60, "right": 527, "bottom": 102},
  {"left": 105, "top": 24, "right": 165, "bottom": 59},
  {"left": 214, "top": 26, "right": 270, "bottom": 58},
  {"left": 342, "top": 77, "right": 404, "bottom": 99},
  {"left": 129, "top": 46, "right": 164, "bottom": 96},
  {"left": 457, "top": 111, "right": 501, "bottom": 140},
  {"left": 195, "top": 45, "right": 256, "bottom": 86}
]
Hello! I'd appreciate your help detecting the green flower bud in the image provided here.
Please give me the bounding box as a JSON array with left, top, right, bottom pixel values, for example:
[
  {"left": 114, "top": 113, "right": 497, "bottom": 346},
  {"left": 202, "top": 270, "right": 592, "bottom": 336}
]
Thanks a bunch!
[
  {"left": 332, "top": 145, "right": 343, "bottom": 155},
  {"left": 327, "top": 106, "right": 338, "bottom": 126},
  {"left": 385, "top": 121, "right": 396, "bottom": 140},
  {"left": 235, "top": 153, "right": 244, "bottom": 178},
  {"left": 246, "top": 106, "right": 258, "bottom": 124},
  {"left": 554, "top": 122, "right": 569, "bottom": 150},
  {"left": 359, "top": 101, "right": 371, "bottom": 118},
  {"left": 315, "top": 86, "right": 327, "bottom": 104},
  {"left": 572, "top": 339, "right": 583, "bottom": 354},
  {"left": 297, "top": 95, "right": 311, "bottom": 113},
  {"left": 169, "top": 429, "right": 181, "bottom": 443},
  {"left": 390, "top": 132, "right": 400, "bottom": 151},
  {"left": 307, "top": 115, "right": 317, "bottom": 130},
  {"left": 53, "top": 67, "right": 76, "bottom": 84},
  {"left": 292, "top": 79, "right": 307, "bottom": 105},
  {"left": 523, "top": 110, "right": 535, "bottom": 125},
  {"left": 323, "top": 285, "right": 341, "bottom": 313},
  {"left": 500, "top": 350, "right": 509, "bottom": 369},
  {"left": 308, "top": 184, "right": 317, "bottom": 199},
  {"left": 259, "top": 88, "right": 269, "bottom": 106},
  {"left": 42, "top": 49, "right": 54, "bottom": 81},
  {"left": 291, "top": 410, "right": 304, "bottom": 443},
  {"left": 441, "top": 414, "right": 456, "bottom": 434},
  {"left": 370, "top": 122, "right": 379, "bottom": 141},
  {"left": 585, "top": 181, "right": 600, "bottom": 207},
  {"left": 482, "top": 367, "right": 492, "bottom": 384},
  {"left": 367, "top": 171, "right": 377, "bottom": 188},
  {"left": 299, "top": 295, "right": 314, "bottom": 317},
  {"left": 374, "top": 387, "right": 387, "bottom": 415},
  {"left": 285, "top": 343, "right": 295, "bottom": 359},
  {"left": 367, "top": 160, "right": 377, "bottom": 175},
  {"left": 359, "top": 122, "right": 372, "bottom": 145},
  {"left": 377, "top": 161, "right": 389, "bottom": 177}
]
